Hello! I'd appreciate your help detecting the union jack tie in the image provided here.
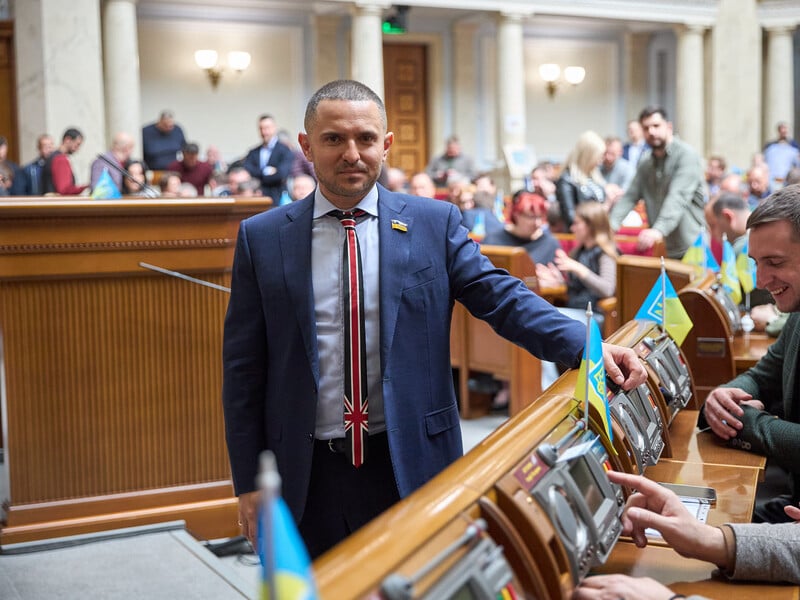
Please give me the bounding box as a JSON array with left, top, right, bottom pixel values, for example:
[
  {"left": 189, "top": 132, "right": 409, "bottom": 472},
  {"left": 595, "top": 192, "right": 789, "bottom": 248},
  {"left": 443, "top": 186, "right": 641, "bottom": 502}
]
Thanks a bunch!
[{"left": 333, "top": 209, "right": 369, "bottom": 467}]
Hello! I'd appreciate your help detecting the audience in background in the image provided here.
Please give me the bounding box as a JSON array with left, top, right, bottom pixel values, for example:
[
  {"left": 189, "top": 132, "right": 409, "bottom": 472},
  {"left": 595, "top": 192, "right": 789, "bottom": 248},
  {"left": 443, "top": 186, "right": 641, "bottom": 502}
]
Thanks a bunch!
[
  {"left": 205, "top": 145, "right": 227, "bottom": 175},
  {"left": 763, "top": 120, "right": 800, "bottom": 186},
  {"left": 90, "top": 131, "right": 135, "bottom": 193},
  {"left": 244, "top": 114, "right": 294, "bottom": 202},
  {"left": 426, "top": 135, "right": 476, "bottom": 186},
  {"left": 167, "top": 142, "right": 213, "bottom": 195},
  {"left": 530, "top": 163, "right": 557, "bottom": 204},
  {"left": 21, "top": 134, "right": 54, "bottom": 196},
  {"left": 122, "top": 160, "right": 155, "bottom": 197},
  {"left": 278, "top": 128, "right": 315, "bottom": 179},
  {"left": 385, "top": 167, "right": 408, "bottom": 192},
  {"left": 600, "top": 135, "right": 634, "bottom": 208},
  {"left": 536, "top": 201, "right": 617, "bottom": 324},
  {"left": 622, "top": 119, "right": 649, "bottom": 166},
  {"left": 409, "top": 172, "right": 436, "bottom": 198},
  {"left": 0, "top": 135, "right": 24, "bottom": 195},
  {"left": 484, "top": 190, "right": 559, "bottom": 266},
  {"left": 159, "top": 171, "right": 182, "bottom": 198},
  {"left": 705, "top": 154, "right": 726, "bottom": 199},
  {"left": 0, "top": 161, "right": 14, "bottom": 196},
  {"left": 142, "top": 110, "right": 186, "bottom": 170},
  {"left": 555, "top": 130, "right": 607, "bottom": 230},
  {"left": 42, "top": 128, "right": 88, "bottom": 196},
  {"left": 746, "top": 164, "right": 771, "bottom": 209},
  {"left": 290, "top": 173, "right": 316, "bottom": 201}
]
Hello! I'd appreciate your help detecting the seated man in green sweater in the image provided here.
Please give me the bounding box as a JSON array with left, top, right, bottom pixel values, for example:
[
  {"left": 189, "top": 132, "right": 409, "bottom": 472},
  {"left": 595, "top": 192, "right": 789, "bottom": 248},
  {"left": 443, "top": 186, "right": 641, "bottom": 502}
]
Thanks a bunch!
[{"left": 700, "top": 184, "right": 800, "bottom": 522}]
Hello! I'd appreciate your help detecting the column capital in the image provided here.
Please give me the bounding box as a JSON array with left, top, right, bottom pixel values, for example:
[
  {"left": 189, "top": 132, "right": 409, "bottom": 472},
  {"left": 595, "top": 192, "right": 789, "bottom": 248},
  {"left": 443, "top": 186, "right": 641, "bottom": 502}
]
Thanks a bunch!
[
  {"left": 763, "top": 24, "right": 798, "bottom": 35},
  {"left": 496, "top": 10, "right": 532, "bottom": 23},
  {"left": 350, "top": 1, "right": 390, "bottom": 16},
  {"left": 673, "top": 22, "right": 707, "bottom": 36}
]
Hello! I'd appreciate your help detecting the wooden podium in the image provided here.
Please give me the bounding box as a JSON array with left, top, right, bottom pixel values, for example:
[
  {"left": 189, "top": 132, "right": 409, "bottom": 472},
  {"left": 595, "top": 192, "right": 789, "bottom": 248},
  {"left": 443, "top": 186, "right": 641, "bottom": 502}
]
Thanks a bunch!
[{"left": 0, "top": 197, "right": 271, "bottom": 545}]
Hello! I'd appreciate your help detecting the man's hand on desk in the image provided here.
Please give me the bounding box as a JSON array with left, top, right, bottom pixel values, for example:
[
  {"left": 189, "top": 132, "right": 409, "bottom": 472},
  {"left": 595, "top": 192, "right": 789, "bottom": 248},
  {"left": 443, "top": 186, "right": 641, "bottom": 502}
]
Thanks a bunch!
[
  {"left": 606, "top": 471, "right": 730, "bottom": 569},
  {"left": 601, "top": 343, "right": 648, "bottom": 391},
  {"left": 572, "top": 574, "right": 674, "bottom": 600},
  {"left": 702, "top": 387, "right": 754, "bottom": 439}
]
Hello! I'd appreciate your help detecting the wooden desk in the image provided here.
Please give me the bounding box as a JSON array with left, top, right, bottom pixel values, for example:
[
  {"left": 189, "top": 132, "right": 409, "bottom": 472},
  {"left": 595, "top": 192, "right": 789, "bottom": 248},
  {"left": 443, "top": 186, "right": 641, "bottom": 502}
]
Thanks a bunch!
[
  {"left": 641, "top": 461, "right": 760, "bottom": 527},
  {"left": 733, "top": 332, "right": 772, "bottom": 373},
  {"left": 595, "top": 543, "right": 799, "bottom": 599},
  {"left": 666, "top": 410, "right": 767, "bottom": 476}
]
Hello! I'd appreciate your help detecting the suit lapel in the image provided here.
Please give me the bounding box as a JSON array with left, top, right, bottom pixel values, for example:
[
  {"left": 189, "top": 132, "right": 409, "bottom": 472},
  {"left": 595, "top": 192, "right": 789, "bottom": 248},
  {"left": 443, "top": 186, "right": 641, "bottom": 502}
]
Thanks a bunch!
[
  {"left": 280, "top": 198, "right": 320, "bottom": 383},
  {"left": 378, "top": 190, "right": 412, "bottom": 369}
]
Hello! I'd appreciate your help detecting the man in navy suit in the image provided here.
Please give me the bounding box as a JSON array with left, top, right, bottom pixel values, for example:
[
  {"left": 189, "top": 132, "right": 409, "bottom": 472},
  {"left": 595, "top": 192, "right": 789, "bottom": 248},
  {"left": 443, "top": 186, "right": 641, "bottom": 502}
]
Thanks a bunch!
[
  {"left": 243, "top": 114, "right": 294, "bottom": 202},
  {"left": 222, "top": 80, "right": 647, "bottom": 558}
]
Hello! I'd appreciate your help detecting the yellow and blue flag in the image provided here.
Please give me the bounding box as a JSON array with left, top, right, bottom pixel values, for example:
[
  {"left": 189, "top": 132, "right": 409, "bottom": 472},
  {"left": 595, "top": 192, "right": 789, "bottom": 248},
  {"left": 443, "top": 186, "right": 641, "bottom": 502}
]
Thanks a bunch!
[
  {"left": 681, "top": 230, "right": 704, "bottom": 274},
  {"left": 635, "top": 271, "right": 694, "bottom": 345},
  {"left": 681, "top": 230, "right": 719, "bottom": 273},
  {"left": 575, "top": 317, "right": 612, "bottom": 443},
  {"left": 721, "top": 235, "right": 742, "bottom": 305},
  {"left": 259, "top": 465, "right": 317, "bottom": 600},
  {"left": 468, "top": 212, "right": 486, "bottom": 243},
  {"left": 91, "top": 167, "right": 121, "bottom": 199},
  {"left": 736, "top": 237, "right": 757, "bottom": 294}
]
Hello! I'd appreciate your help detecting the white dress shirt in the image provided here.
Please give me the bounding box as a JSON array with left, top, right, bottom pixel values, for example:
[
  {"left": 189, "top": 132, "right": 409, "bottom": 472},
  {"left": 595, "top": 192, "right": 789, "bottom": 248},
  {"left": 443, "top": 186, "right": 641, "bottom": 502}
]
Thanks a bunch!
[{"left": 311, "top": 186, "right": 384, "bottom": 439}]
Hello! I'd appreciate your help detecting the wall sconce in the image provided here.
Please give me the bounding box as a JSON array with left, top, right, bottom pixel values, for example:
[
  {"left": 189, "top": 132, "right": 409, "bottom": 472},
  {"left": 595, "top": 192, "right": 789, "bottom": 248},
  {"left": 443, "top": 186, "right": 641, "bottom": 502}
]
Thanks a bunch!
[
  {"left": 538, "top": 63, "right": 586, "bottom": 99},
  {"left": 194, "top": 50, "right": 251, "bottom": 89}
]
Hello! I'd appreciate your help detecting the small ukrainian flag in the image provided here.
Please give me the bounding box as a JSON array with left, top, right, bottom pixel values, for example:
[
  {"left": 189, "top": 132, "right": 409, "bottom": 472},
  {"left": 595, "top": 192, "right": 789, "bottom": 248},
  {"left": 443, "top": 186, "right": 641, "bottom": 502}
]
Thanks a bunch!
[{"left": 391, "top": 219, "right": 408, "bottom": 232}]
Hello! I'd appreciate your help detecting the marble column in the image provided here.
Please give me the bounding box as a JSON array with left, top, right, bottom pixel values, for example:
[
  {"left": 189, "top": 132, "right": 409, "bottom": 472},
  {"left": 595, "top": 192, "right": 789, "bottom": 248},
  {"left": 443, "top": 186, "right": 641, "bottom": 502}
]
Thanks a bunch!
[
  {"left": 452, "top": 21, "right": 479, "bottom": 163},
  {"left": 764, "top": 25, "right": 796, "bottom": 141},
  {"left": 350, "top": 3, "right": 386, "bottom": 99},
  {"left": 495, "top": 12, "right": 527, "bottom": 189},
  {"left": 312, "top": 14, "right": 343, "bottom": 90},
  {"left": 14, "top": 0, "right": 106, "bottom": 173},
  {"left": 674, "top": 24, "right": 705, "bottom": 158},
  {"left": 103, "top": 0, "right": 142, "bottom": 149}
]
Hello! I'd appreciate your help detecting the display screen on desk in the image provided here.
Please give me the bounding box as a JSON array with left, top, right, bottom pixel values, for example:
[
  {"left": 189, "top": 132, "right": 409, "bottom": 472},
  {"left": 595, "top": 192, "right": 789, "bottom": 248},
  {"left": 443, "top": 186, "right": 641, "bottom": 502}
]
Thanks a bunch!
[
  {"left": 625, "top": 385, "right": 665, "bottom": 465},
  {"left": 643, "top": 337, "right": 692, "bottom": 415}
]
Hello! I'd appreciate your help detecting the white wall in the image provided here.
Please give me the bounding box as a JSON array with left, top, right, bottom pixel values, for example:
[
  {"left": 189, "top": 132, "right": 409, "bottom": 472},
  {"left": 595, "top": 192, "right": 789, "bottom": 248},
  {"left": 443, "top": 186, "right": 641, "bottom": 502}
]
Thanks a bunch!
[
  {"left": 137, "top": 18, "right": 307, "bottom": 163},
  {"left": 525, "top": 37, "right": 620, "bottom": 163}
]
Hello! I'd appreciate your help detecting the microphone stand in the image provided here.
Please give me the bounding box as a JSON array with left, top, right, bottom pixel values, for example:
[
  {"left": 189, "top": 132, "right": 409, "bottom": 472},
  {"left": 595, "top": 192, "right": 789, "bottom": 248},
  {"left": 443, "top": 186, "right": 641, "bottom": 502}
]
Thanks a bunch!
[{"left": 96, "top": 153, "right": 160, "bottom": 198}]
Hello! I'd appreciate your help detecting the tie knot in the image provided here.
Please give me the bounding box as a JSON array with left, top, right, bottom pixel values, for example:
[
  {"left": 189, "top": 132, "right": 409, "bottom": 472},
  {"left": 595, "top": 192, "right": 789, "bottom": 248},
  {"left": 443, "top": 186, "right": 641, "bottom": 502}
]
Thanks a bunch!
[{"left": 330, "top": 209, "right": 367, "bottom": 228}]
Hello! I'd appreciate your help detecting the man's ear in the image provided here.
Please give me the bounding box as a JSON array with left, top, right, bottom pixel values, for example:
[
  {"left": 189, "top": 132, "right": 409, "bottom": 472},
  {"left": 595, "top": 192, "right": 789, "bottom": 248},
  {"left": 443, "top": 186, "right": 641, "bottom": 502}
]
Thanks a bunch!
[{"left": 298, "top": 133, "right": 312, "bottom": 161}]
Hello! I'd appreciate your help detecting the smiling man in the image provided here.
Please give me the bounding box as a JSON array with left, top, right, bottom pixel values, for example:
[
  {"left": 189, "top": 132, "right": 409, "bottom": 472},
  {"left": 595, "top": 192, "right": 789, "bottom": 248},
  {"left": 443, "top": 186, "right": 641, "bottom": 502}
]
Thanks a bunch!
[
  {"left": 700, "top": 184, "right": 800, "bottom": 522},
  {"left": 221, "top": 79, "right": 646, "bottom": 558}
]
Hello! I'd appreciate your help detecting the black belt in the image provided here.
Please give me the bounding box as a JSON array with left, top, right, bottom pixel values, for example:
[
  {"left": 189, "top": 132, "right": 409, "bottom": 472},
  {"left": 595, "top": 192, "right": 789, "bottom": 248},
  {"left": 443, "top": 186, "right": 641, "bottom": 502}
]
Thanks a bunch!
[{"left": 317, "top": 432, "right": 387, "bottom": 454}]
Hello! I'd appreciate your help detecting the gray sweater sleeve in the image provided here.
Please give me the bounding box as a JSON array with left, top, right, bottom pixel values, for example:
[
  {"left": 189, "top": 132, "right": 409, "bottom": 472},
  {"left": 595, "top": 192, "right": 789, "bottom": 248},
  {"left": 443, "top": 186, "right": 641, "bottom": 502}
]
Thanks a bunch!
[{"left": 726, "top": 522, "right": 800, "bottom": 583}]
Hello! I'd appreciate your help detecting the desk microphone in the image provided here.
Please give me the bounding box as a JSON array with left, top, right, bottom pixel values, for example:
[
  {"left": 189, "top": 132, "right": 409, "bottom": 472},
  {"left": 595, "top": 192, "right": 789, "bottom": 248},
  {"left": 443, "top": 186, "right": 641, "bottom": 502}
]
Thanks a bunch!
[{"left": 95, "top": 153, "right": 160, "bottom": 198}]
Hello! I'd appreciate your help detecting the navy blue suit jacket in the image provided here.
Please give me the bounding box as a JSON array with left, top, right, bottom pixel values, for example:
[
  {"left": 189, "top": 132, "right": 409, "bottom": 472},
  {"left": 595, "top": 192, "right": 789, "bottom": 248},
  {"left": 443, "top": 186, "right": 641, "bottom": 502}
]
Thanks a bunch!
[
  {"left": 243, "top": 142, "right": 294, "bottom": 202},
  {"left": 222, "top": 186, "right": 586, "bottom": 523}
]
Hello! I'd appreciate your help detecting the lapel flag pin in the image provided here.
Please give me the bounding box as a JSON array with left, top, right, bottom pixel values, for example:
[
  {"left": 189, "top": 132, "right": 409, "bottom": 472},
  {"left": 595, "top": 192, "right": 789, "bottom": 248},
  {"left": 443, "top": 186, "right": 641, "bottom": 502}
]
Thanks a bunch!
[{"left": 391, "top": 219, "right": 408, "bottom": 232}]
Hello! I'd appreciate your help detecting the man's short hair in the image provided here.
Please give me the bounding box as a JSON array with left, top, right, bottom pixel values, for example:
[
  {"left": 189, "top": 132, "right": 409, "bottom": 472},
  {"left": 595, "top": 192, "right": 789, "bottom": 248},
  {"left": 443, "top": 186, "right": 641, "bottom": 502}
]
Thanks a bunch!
[
  {"left": 639, "top": 105, "right": 668, "bottom": 122},
  {"left": 159, "top": 110, "right": 175, "bottom": 120},
  {"left": 712, "top": 192, "right": 747, "bottom": 217},
  {"left": 63, "top": 128, "right": 83, "bottom": 142},
  {"left": 258, "top": 114, "right": 275, "bottom": 123},
  {"left": 304, "top": 80, "right": 386, "bottom": 133},
  {"left": 747, "top": 184, "right": 800, "bottom": 240},
  {"left": 182, "top": 142, "right": 200, "bottom": 155}
]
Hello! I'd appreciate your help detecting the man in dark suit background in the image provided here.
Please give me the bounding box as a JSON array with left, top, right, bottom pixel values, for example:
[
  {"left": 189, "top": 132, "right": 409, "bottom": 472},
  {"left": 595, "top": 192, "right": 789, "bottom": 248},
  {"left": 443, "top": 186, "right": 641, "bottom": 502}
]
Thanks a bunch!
[
  {"left": 222, "top": 80, "right": 646, "bottom": 558},
  {"left": 243, "top": 113, "right": 294, "bottom": 202}
]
